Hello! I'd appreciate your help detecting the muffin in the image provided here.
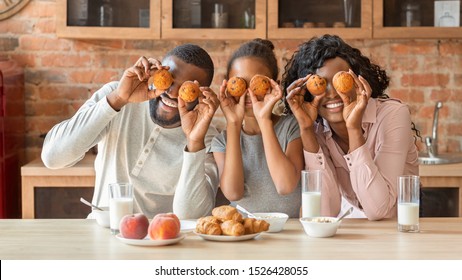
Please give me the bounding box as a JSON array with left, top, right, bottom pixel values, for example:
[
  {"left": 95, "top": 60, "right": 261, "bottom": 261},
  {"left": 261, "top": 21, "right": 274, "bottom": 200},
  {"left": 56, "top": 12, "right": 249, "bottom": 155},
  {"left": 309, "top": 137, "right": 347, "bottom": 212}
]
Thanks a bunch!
[
  {"left": 148, "top": 69, "right": 173, "bottom": 91},
  {"left": 249, "top": 75, "right": 271, "bottom": 96},
  {"left": 226, "top": 76, "right": 247, "bottom": 97},
  {"left": 179, "top": 81, "right": 200, "bottom": 102},
  {"left": 332, "top": 71, "right": 354, "bottom": 93},
  {"left": 306, "top": 74, "right": 327, "bottom": 95}
]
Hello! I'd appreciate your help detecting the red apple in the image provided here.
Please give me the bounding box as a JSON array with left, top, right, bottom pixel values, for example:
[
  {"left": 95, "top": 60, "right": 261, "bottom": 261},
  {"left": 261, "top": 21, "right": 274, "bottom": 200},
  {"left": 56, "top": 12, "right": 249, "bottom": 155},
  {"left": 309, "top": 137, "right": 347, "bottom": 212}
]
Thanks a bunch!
[
  {"left": 148, "top": 213, "right": 181, "bottom": 240},
  {"left": 119, "top": 213, "right": 149, "bottom": 239}
]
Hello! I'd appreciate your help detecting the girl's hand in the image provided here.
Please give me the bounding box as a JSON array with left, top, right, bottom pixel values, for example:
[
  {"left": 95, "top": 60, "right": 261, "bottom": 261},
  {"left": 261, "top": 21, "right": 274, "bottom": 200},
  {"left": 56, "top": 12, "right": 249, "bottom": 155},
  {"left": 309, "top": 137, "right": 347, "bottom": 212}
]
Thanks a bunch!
[
  {"left": 250, "top": 79, "right": 282, "bottom": 123},
  {"left": 217, "top": 79, "right": 245, "bottom": 125},
  {"left": 337, "top": 70, "right": 372, "bottom": 130}
]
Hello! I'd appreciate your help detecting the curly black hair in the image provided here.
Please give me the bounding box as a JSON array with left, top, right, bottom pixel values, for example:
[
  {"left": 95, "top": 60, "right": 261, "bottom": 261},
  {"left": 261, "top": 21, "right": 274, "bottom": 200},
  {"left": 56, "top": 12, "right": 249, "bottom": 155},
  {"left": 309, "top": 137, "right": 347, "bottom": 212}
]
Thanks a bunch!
[
  {"left": 226, "top": 38, "right": 279, "bottom": 81},
  {"left": 281, "top": 34, "right": 390, "bottom": 102},
  {"left": 165, "top": 43, "right": 215, "bottom": 86}
]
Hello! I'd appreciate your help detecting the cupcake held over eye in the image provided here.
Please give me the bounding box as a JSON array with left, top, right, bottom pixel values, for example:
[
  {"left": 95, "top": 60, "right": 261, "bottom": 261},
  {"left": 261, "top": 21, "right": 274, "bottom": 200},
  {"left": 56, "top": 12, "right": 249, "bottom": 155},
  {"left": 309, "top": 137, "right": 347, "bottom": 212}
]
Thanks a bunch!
[
  {"left": 226, "top": 76, "right": 247, "bottom": 97},
  {"left": 249, "top": 75, "right": 271, "bottom": 96},
  {"left": 179, "top": 81, "right": 201, "bottom": 102},
  {"left": 148, "top": 69, "right": 174, "bottom": 91},
  {"left": 306, "top": 74, "right": 327, "bottom": 96},
  {"left": 332, "top": 71, "right": 354, "bottom": 93}
]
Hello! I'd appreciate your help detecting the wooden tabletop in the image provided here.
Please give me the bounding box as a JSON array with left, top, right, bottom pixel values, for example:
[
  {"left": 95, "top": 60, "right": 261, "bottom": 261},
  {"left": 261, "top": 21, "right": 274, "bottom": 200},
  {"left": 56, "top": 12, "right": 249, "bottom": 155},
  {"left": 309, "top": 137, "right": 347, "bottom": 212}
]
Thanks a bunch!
[{"left": 1, "top": 218, "right": 461, "bottom": 260}]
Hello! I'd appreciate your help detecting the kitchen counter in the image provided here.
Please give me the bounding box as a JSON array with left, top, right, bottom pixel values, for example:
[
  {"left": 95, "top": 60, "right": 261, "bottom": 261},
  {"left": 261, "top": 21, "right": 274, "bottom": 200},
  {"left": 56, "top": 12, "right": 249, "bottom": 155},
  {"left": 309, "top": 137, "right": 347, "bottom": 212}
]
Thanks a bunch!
[{"left": 1, "top": 218, "right": 461, "bottom": 260}]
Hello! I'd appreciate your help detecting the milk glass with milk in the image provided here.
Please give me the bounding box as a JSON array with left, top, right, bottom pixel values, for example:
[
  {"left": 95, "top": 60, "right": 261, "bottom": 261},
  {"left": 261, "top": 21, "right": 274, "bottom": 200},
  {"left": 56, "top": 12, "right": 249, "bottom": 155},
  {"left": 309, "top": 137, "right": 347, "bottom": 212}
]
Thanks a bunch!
[
  {"left": 109, "top": 182, "right": 133, "bottom": 235},
  {"left": 398, "top": 175, "right": 420, "bottom": 233},
  {"left": 301, "top": 170, "right": 322, "bottom": 218}
]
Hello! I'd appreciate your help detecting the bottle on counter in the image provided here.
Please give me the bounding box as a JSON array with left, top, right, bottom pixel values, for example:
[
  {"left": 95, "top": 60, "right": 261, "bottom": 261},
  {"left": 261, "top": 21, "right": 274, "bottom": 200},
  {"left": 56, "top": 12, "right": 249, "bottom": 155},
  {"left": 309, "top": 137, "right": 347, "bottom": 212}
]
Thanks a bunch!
[
  {"left": 401, "top": 0, "right": 421, "bottom": 27},
  {"left": 68, "top": 0, "right": 89, "bottom": 26}
]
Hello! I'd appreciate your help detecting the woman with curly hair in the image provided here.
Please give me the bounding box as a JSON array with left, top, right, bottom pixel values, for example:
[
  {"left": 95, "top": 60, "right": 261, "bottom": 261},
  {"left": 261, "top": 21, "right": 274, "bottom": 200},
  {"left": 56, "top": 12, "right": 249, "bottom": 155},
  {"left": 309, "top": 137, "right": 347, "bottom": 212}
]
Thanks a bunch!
[{"left": 282, "top": 35, "right": 419, "bottom": 220}]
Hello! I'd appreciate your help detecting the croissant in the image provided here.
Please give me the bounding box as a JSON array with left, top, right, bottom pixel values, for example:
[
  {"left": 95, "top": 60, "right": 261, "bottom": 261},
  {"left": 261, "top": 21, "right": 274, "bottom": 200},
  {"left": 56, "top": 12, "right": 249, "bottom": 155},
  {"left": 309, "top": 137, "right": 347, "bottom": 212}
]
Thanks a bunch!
[
  {"left": 220, "top": 220, "right": 245, "bottom": 236},
  {"left": 212, "top": 205, "right": 243, "bottom": 222},
  {"left": 196, "top": 216, "right": 222, "bottom": 235},
  {"left": 243, "top": 218, "right": 270, "bottom": 234}
]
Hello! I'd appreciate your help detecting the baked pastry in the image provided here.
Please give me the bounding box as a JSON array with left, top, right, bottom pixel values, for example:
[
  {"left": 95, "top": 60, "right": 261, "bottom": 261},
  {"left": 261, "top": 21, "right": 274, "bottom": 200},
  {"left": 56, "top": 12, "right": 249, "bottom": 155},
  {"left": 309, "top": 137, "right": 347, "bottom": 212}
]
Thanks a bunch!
[
  {"left": 196, "top": 216, "right": 222, "bottom": 235},
  {"left": 212, "top": 205, "right": 243, "bottom": 222},
  {"left": 220, "top": 220, "right": 245, "bottom": 236},
  {"left": 149, "top": 69, "right": 173, "bottom": 91},
  {"left": 332, "top": 71, "right": 354, "bottom": 93},
  {"left": 306, "top": 74, "right": 327, "bottom": 95},
  {"left": 179, "top": 81, "right": 200, "bottom": 102},
  {"left": 226, "top": 76, "right": 247, "bottom": 97},
  {"left": 243, "top": 218, "right": 270, "bottom": 234},
  {"left": 249, "top": 75, "right": 271, "bottom": 96}
]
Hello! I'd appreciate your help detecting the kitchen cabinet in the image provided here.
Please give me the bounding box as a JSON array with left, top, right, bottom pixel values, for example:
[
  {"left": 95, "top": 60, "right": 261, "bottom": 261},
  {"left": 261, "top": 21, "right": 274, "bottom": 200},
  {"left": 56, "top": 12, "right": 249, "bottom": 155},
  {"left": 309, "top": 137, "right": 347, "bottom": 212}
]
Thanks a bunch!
[
  {"left": 268, "top": 0, "right": 373, "bottom": 39},
  {"left": 56, "top": 0, "right": 160, "bottom": 39},
  {"left": 161, "top": 0, "right": 266, "bottom": 40},
  {"left": 56, "top": 0, "right": 462, "bottom": 40},
  {"left": 373, "top": 0, "right": 462, "bottom": 38},
  {"left": 21, "top": 154, "right": 96, "bottom": 219},
  {"left": 420, "top": 163, "right": 462, "bottom": 217}
]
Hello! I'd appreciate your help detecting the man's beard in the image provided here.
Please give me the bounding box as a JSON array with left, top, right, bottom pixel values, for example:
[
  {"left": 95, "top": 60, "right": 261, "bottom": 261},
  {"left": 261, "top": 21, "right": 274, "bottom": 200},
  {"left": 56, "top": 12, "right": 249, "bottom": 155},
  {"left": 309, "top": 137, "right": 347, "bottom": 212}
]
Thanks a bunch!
[{"left": 149, "top": 98, "right": 181, "bottom": 128}]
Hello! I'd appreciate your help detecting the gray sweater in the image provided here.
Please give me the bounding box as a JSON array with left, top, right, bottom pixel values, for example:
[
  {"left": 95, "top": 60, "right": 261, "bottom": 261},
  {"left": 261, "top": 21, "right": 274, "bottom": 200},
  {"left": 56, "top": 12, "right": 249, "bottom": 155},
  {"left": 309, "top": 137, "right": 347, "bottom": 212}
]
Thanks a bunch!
[
  {"left": 42, "top": 82, "right": 219, "bottom": 219},
  {"left": 210, "top": 115, "right": 301, "bottom": 218}
]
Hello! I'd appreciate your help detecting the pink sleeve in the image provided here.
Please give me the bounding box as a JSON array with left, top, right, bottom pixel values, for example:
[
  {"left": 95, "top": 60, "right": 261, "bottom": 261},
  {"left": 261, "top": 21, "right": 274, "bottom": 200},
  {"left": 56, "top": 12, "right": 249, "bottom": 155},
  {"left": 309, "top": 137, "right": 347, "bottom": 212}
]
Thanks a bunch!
[
  {"left": 304, "top": 148, "right": 341, "bottom": 217},
  {"left": 346, "top": 105, "right": 413, "bottom": 220}
]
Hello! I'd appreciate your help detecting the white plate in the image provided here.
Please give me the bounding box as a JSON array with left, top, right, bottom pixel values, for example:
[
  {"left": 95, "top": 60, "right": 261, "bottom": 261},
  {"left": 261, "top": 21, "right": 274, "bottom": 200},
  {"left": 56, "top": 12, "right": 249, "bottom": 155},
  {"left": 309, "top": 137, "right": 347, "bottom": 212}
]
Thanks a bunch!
[
  {"left": 180, "top": 220, "right": 197, "bottom": 233},
  {"left": 116, "top": 233, "right": 186, "bottom": 246},
  {"left": 194, "top": 231, "right": 261, "bottom": 242}
]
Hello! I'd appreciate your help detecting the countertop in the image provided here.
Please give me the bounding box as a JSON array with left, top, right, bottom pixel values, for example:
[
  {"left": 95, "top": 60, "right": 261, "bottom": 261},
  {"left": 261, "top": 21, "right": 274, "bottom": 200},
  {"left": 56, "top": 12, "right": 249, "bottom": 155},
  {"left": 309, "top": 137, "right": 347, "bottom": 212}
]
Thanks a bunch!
[{"left": 1, "top": 218, "right": 461, "bottom": 260}]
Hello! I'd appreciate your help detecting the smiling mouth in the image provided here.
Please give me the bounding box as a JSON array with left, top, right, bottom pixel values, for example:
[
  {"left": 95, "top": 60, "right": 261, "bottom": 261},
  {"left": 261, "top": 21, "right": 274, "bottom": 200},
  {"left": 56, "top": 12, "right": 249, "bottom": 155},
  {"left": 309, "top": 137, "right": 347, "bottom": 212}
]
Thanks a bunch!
[
  {"left": 325, "top": 102, "right": 343, "bottom": 109},
  {"left": 160, "top": 94, "right": 178, "bottom": 108}
]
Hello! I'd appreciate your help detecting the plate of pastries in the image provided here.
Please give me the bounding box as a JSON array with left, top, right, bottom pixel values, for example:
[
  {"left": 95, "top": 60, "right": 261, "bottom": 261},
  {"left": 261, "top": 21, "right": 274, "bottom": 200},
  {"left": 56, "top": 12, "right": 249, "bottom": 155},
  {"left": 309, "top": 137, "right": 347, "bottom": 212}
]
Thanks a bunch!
[{"left": 194, "top": 205, "right": 269, "bottom": 242}]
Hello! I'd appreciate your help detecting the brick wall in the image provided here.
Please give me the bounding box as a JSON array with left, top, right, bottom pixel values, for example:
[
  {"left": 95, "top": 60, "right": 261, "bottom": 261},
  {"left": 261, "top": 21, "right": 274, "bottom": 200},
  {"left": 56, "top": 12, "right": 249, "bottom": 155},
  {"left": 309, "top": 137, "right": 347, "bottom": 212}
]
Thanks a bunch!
[{"left": 1, "top": 0, "right": 461, "bottom": 162}]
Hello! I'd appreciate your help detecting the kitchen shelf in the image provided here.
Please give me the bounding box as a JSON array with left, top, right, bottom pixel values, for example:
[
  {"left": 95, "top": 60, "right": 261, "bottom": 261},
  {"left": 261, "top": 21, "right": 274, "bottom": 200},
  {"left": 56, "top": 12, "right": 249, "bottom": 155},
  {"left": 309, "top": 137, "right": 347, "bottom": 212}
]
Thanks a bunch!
[
  {"left": 56, "top": 0, "right": 160, "bottom": 40},
  {"left": 161, "top": 0, "right": 266, "bottom": 40},
  {"left": 268, "top": 0, "right": 373, "bottom": 39},
  {"left": 373, "top": 0, "right": 462, "bottom": 39}
]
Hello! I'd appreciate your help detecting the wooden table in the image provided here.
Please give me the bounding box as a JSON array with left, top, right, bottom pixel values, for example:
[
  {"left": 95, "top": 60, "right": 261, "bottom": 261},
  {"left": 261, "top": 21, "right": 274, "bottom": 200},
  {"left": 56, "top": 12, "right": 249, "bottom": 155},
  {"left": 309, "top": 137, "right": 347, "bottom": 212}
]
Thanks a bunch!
[
  {"left": 21, "top": 154, "right": 96, "bottom": 218},
  {"left": 1, "top": 218, "right": 461, "bottom": 260}
]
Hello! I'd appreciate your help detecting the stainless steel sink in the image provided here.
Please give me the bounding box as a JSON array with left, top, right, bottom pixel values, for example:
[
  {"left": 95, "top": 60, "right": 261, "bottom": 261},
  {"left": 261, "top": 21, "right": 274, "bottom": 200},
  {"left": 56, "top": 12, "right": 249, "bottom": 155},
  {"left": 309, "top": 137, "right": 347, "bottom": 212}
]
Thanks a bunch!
[{"left": 418, "top": 152, "right": 462, "bottom": 165}]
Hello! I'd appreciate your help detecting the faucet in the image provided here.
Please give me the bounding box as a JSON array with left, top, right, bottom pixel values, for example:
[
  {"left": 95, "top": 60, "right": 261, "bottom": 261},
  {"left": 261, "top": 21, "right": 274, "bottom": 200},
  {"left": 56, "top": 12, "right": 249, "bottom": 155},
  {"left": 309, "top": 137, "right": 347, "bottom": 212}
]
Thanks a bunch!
[{"left": 425, "top": 101, "right": 443, "bottom": 158}]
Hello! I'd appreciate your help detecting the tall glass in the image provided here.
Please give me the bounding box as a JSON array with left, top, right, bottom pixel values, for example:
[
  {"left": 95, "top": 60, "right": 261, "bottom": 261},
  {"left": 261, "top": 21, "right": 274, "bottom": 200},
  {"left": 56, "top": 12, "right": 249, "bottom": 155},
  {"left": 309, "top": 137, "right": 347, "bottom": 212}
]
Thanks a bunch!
[
  {"left": 398, "top": 175, "right": 420, "bottom": 233},
  {"left": 109, "top": 182, "right": 134, "bottom": 235},
  {"left": 301, "top": 170, "right": 322, "bottom": 218}
]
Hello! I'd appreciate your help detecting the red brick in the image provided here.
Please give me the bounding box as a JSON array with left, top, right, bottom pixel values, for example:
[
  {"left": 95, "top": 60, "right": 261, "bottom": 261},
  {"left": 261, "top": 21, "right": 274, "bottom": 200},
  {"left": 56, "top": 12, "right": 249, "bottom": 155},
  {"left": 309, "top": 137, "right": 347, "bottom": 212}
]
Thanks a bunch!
[
  {"left": 69, "top": 70, "right": 95, "bottom": 84},
  {"left": 388, "top": 89, "right": 424, "bottom": 103},
  {"left": 389, "top": 57, "right": 419, "bottom": 71},
  {"left": 0, "top": 19, "right": 33, "bottom": 34},
  {"left": 455, "top": 74, "right": 462, "bottom": 87},
  {"left": 93, "top": 70, "right": 120, "bottom": 83},
  {"left": 34, "top": 19, "right": 56, "bottom": 34},
  {"left": 439, "top": 42, "right": 462, "bottom": 56},
  {"left": 422, "top": 56, "right": 454, "bottom": 70},
  {"left": 41, "top": 54, "right": 91, "bottom": 67},
  {"left": 9, "top": 54, "right": 37, "bottom": 67},
  {"left": 390, "top": 42, "right": 437, "bottom": 55},
  {"left": 401, "top": 74, "right": 450, "bottom": 87},
  {"left": 20, "top": 1, "right": 56, "bottom": 18},
  {"left": 26, "top": 102, "right": 70, "bottom": 117},
  {"left": 37, "top": 86, "right": 91, "bottom": 101},
  {"left": 19, "top": 36, "right": 72, "bottom": 51}
]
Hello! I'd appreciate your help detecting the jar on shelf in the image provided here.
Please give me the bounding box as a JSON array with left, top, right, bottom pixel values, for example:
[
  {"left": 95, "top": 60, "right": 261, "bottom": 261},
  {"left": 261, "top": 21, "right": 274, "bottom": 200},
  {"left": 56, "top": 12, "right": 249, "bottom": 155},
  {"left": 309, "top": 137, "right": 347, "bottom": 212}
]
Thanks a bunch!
[
  {"left": 100, "top": 0, "right": 114, "bottom": 27},
  {"left": 401, "top": 0, "right": 421, "bottom": 27}
]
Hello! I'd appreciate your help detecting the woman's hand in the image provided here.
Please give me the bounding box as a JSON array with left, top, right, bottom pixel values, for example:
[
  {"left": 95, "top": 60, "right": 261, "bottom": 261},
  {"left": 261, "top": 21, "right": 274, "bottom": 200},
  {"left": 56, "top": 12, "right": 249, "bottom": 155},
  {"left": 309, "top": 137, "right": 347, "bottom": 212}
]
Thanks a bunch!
[
  {"left": 179, "top": 82, "right": 220, "bottom": 152},
  {"left": 250, "top": 79, "right": 282, "bottom": 124},
  {"left": 217, "top": 79, "right": 245, "bottom": 126},
  {"left": 286, "top": 75, "right": 322, "bottom": 130},
  {"left": 337, "top": 70, "right": 372, "bottom": 130}
]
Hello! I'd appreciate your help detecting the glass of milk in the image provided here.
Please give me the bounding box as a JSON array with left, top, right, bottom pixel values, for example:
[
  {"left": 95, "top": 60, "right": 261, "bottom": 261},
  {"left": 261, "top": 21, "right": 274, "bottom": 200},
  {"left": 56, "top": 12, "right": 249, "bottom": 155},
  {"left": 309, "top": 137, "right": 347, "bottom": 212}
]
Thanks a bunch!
[
  {"left": 301, "top": 170, "right": 322, "bottom": 218},
  {"left": 109, "top": 182, "right": 134, "bottom": 235},
  {"left": 398, "top": 175, "right": 420, "bottom": 233}
]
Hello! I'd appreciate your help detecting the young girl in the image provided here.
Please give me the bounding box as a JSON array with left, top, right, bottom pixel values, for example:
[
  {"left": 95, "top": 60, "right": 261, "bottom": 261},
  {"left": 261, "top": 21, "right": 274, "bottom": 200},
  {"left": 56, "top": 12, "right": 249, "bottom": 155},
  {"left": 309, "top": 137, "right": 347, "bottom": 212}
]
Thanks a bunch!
[
  {"left": 282, "top": 35, "right": 419, "bottom": 220},
  {"left": 210, "top": 39, "right": 304, "bottom": 217}
]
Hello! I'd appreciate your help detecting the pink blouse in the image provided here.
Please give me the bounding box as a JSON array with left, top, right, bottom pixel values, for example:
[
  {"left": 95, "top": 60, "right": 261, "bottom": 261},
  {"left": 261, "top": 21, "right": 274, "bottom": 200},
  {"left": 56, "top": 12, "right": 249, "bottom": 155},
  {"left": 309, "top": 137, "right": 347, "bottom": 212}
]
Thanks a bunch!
[{"left": 304, "top": 98, "right": 419, "bottom": 220}]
